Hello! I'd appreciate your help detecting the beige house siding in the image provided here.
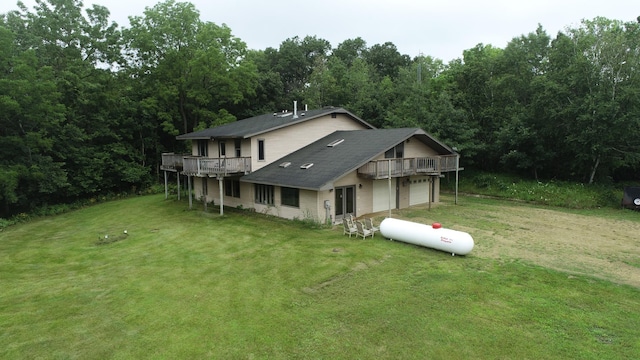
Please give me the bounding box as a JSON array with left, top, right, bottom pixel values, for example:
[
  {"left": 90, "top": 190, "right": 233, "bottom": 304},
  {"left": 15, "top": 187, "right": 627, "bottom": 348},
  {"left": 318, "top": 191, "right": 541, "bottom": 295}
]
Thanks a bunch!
[
  {"left": 278, "top": 189, "right": 317, "bottom": 220},
  {"left": 180, "top": 124, "right": 451, "bottom": 222},
  {"left": 317, "top": 190, "right": 332, "bottom": 223},
  {"left": 403, "top": 138, "right": 439, "bottom": 157},
  {"left": 251, "top": 114, "right": 369, "bottom": 171},
  {"left": 398, "top": 177, "right": 410, "bottom": 209},
  {"left": 333, "top": 171, "right": 373, "bottom": 218}
]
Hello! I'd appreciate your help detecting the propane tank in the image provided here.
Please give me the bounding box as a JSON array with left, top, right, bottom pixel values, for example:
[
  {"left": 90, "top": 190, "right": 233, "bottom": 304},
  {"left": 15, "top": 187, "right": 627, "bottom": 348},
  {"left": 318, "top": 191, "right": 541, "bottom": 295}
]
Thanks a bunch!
[{"left": 380, "top": 218, "right": 474, "bottom": 256}]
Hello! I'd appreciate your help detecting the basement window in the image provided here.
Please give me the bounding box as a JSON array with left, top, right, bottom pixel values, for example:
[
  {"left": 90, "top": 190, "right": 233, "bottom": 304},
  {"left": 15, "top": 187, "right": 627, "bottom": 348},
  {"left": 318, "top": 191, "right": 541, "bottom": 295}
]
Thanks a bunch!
[
  {"left": 300, "top": 163, "right": 314, "bottom": 169},
  {"left": 281, "top": 187, "right": 299, "bottom": 208},
  {"left": 327, "top": 139, "right": 344, "bottom": 147}
]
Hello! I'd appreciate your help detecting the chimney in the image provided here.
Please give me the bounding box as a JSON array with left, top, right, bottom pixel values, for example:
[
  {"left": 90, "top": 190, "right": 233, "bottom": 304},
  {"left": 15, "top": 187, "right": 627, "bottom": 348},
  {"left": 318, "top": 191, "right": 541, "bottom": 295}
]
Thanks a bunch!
[{"left": 293, "top": 101, "right": 298, "bottom": 119}]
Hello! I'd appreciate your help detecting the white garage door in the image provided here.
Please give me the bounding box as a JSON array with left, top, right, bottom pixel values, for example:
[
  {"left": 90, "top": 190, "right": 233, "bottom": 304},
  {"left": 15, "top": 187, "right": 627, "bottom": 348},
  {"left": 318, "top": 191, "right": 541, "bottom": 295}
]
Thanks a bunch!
[
  {"left": 409, "top": 177, "right": 429, "bottom": 206},
  {"left": 373, "top": 179, "right": 395, "bottom": 212}
]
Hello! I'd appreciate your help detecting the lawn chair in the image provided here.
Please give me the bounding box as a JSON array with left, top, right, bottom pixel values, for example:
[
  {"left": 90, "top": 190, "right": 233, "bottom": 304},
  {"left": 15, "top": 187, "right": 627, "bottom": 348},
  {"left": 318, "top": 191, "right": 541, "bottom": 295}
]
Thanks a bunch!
[
  {"left": 355, "top": 220, "right": 373, "bottom": 239},
  {"left": 342, "top": 218, "right": 357, "bottom": 237},
  {"left": 364, "top": 218, "right": 379, "bottom": 236}
]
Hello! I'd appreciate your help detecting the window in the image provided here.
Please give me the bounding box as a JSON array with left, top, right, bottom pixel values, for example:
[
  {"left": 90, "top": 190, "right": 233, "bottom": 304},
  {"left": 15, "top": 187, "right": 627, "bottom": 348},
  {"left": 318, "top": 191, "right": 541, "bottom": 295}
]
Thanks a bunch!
[
  {"left": 384, "top": 148, "right": 394, "bottom": 159},
  {"left": 224, "top": 179, "right": 241, "bottom": 198},
  {"left": 395, "top": 142, "right": 404, "bottom": 158},
  {"left": 258, "top": 139, "right": 265, "bottom": 161},
  {"left": 219, "top": 141, "right": 226, "bottom": 157},
  {"left": 384, "top": 143, "right": 405, "bottom": 159},
  {"left": 198, "top": 140, "right": 208, "bottom": 157},
  {"left": 255, "top": 184, "right": 274, "bottom": 205},
  {"left": 235, "top": 139, "right": 241, "bottom": 157},
  {"left": 281, "top": 187, "right": 299, "bottom": 208}
]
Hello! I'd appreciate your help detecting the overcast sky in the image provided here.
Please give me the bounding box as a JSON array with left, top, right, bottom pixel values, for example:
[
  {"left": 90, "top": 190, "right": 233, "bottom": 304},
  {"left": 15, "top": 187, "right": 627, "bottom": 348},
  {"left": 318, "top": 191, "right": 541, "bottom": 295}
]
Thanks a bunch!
[{"left": 1, "top": 0, "right": 637, "bottom": 61}]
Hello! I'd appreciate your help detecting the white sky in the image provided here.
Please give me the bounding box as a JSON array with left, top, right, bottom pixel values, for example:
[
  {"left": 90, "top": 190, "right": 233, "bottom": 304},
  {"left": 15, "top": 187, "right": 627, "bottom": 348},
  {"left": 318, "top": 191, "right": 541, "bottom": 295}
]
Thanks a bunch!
[{"left": 1, "top": 0, "right": 637, "bottom": 61}]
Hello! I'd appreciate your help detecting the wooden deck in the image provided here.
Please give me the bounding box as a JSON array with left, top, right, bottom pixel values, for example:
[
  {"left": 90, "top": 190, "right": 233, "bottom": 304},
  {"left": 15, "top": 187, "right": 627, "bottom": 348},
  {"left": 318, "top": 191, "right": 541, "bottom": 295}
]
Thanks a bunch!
[
  {"left": 161, "top": 153, "right": 251, "bottom": 177},
  {"left": 162, "top": 153, "right": 458, "bottom": 179},
  {"left": 160, "top": 153, "right": 188, "bottom": 172},
  {"left": 357, "top": 155, "right": 459, "bottom": 179}
]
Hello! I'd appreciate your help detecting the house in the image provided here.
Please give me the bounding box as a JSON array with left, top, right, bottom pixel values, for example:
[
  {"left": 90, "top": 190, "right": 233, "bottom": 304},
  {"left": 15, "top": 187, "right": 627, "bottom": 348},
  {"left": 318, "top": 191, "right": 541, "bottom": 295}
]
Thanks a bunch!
[{"left": 161, "top": 106, "right": 460, "bottom": 223}]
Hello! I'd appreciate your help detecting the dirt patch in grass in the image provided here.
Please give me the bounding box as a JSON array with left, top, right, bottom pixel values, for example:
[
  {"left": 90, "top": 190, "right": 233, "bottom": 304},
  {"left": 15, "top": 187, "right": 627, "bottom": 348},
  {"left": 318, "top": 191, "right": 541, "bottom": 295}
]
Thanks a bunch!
[{"left": 382, "top": 198, "right": 640, "bottom": 288}]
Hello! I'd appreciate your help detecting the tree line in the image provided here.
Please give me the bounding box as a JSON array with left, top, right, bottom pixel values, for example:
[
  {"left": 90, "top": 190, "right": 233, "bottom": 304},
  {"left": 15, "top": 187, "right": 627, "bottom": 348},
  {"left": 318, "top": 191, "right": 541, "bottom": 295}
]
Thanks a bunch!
[{"left": 1, "top": 0, "right": 639, "bottom": 218}]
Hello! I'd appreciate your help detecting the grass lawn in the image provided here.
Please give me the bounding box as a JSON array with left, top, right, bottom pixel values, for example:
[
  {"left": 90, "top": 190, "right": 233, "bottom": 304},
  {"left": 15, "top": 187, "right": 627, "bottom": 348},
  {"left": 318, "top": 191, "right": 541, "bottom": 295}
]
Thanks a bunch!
[{"left": 1, "top": 194, "right": 639, "bottom": 359}]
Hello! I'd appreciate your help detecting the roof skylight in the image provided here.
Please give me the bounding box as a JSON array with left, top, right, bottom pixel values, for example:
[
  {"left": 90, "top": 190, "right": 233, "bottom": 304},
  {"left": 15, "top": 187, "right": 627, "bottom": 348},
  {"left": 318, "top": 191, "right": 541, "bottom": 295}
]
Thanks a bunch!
[
  {"left": 327, "top": 139, "right": 344, "bottom": 147},
  {"left": 300, "top": 163, "right": 314, "bottom": 169}
]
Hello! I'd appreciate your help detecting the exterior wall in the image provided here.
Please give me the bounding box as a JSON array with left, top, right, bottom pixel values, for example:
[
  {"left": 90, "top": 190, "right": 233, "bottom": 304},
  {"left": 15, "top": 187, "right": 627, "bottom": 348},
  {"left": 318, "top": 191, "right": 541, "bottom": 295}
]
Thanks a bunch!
[
  {"left": 317, "top": 190, "right": 333, "bottom": 224},
  {"left": 333, "top": 171, "right": 374, "bottom": 218},
  {"left": 251, "top": 114, "right": 368, "bottom": 171},
  {"left": 187, "top": 129, "right": 448, "bottom": 219},
  {"left": 278, "top": 189, "right": 318, "bottom": 220},
  {"left": 248, "top": 187, "right": 319, "bottom": 221},
  {"left": 403, "top": 138, "right": 439, "bottom": 157},
  {"left": 398, "top": 177, "right": 410, "bottom": 209},
  {"left": 433, "top": 177, "right": 441, "bottom": 202}
]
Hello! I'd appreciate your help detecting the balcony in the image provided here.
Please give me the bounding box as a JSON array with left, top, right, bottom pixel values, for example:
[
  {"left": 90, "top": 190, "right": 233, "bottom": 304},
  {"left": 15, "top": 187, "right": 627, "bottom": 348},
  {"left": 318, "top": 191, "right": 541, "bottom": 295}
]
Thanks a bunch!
[
  {"left": 357, "top": 155, "right": 459, "bottom": 179},
  {"left": 183, "top": 156, "right": 251, "bottom": 176},
  {"left": 160, "top": 153, "right": 188, "bottom": 172},
  {"left": 161, "top": 153, "right": 251, "bottom": 177}
]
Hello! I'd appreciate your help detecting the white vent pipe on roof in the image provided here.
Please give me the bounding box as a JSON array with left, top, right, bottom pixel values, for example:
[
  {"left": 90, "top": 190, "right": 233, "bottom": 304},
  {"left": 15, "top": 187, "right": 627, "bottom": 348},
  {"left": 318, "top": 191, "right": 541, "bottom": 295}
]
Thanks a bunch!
[
  {"left": 380, "top": 218, "right": 474, "bottom": 256},
  {"left": 293, "top": 101, "right": 298, "bottom": 119}
]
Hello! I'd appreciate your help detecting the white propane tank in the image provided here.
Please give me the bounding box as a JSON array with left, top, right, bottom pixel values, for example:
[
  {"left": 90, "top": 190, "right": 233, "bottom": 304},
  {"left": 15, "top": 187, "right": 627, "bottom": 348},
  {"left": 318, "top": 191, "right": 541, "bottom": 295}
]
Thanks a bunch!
[{"left": 380, "top": 218, "right": 474, "bottom": 256}]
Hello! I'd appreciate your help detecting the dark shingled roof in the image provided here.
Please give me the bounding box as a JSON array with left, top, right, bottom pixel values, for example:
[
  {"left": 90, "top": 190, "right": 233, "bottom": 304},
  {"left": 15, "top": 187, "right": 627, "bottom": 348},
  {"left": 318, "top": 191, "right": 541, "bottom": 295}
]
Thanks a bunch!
[
  {"left": 176, "top": 107, "right": 374, "bottom": 140},
  {"left": 241, "top": 128, "right": 455, "bottom": 191}
]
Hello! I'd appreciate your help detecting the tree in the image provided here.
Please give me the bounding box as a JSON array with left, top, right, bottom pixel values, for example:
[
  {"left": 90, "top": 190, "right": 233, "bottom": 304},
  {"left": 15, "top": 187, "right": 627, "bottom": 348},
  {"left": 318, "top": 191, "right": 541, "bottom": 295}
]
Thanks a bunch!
[
  {"left": 123, "top": 0, "right": 257, "bottom": 135},
  {"left": 494, "top": 25, "right": 553, "bottom": 180},
  {"left": 552, "top": 18, "right": 640, "bottom": 182},
  {"left": 364, "top": 41, "right": 411, "bottom": 79}
]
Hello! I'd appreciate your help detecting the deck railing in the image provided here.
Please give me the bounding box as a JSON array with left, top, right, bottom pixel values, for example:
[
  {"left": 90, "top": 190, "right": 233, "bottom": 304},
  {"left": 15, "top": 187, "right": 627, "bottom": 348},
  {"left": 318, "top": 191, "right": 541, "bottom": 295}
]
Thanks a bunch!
[
  {"left": 160, "top": 153, "right": 189, "bottom": 171},
  {"left": 182, "top": 156, "right": 251, "bottom": 176},
  {"left": 357, "top": 155, "right": 459, "bottom": 179}
]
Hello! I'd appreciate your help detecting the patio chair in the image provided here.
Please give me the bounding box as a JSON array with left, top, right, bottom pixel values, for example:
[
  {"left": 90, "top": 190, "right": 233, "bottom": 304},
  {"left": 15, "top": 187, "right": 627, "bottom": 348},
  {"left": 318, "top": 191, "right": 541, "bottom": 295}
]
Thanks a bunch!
[
  {"left": 342, "top": 218, "right": 357, "bottom": 237},
  {"left": 364, "top": 218, "right": 379, "bottom": 236},
  {"left": 355, "top": 220, "right": 373, "bottom": 239}
]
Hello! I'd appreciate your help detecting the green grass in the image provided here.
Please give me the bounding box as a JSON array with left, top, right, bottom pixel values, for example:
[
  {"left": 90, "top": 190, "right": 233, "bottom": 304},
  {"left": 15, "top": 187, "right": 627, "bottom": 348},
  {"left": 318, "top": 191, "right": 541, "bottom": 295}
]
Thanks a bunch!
[
  {"left": 1, "top": 195, "right": 639, "bottom": 359},
  {"left": 442, "top": 171, "right": 627, "bottom": 209}
]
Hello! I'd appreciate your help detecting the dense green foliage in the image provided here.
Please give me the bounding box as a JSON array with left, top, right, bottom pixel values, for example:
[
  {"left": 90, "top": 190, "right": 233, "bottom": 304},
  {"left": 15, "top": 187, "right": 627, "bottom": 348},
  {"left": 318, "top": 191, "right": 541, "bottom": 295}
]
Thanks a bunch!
[
  {"left": 1, "top": 0, "right": 639, "bottom": 217},
  {"left": 1, "top": 194, "right": 639, "bottom": 358}
]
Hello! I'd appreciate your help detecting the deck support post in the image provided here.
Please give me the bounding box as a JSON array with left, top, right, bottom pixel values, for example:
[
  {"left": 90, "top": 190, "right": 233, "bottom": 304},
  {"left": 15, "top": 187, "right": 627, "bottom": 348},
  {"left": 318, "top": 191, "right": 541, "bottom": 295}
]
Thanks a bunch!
[
  {"left": 455, "top": 154, "right": 460, "bottom": 205},
  {"left": 177, "top": 173, "right": 181, "bottom": 200},
  {"left": 188, "top": 175, "right": 192, "bottom": 209},
  {"left": 218, "top": 177, "right": 224, "bottom": 215},
  {"left": 164, "top": 171, "right": 168, "bottom": 199},
  {"left": 388, "top": 159, "right": 392, "bottom": 218}
]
